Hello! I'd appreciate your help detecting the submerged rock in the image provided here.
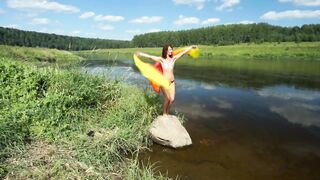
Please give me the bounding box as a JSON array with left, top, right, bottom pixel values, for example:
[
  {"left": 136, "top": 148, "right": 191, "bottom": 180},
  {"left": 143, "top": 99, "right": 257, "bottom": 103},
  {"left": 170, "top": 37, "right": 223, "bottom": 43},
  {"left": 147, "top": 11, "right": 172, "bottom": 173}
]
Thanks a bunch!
[{"left": 149, "top": 115, "right": 192, "bottom": 148}]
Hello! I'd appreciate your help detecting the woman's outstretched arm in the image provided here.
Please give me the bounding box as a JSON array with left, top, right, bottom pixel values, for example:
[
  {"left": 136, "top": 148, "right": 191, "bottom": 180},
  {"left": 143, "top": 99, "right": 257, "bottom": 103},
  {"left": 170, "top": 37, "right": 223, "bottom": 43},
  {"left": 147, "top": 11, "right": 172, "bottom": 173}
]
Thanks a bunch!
[
  {"left": 173, "top": 45, "right": 197, "bottom": 61},
  {"left": 136, "top": 52, "right": 162, "bottom": 62}
]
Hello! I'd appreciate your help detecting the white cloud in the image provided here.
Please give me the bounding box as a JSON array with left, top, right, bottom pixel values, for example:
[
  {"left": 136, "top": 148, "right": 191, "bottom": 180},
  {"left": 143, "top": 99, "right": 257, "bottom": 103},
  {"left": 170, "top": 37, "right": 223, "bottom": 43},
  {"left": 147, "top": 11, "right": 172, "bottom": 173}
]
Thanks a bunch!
[
  {"left": 94, "top": 15, "right": 124, "bottom": 22},
  {"left": 31, "top": 18, "right": 49, "bottom": 25},
  {"left": 0, "top": 8, "right": 5, "bottom": 14},
  {"left": 174, "top": 15, "right": 199, "bottom": 25},
  {"left": 2, "top": 24, "right": 19, "bottom": 28},
  {"left": 80, "top": 13, "right": 125, "bottom": 22},
  {"left": 216, "top": 0, "right": 240, "bottom": 11},
  {"left": 172, "top": 0, "right": 207, "bottom": 10},
  {"left": 261, "top": 10, "right": 320, "bottom": 20},
  {"left": 7, "top": 0, "right": 80, "bottom": 13},
  {"left": 97, "top": 25, "right": 114, "bottom": 31},
  {"left": 239, "top": 20, "right": 255, "bottom": 24},
  {"left": 278, "top": 0, "right": 320, "bottom": 6},
  {"left": 79, "top": 11, "right": 95, "bottom": 19},
  {"left": 130, "top": 16, "right": 163, "bottom": 24},
  {"left": 202, "top": 18, "right": 220, "bottom": 24}
]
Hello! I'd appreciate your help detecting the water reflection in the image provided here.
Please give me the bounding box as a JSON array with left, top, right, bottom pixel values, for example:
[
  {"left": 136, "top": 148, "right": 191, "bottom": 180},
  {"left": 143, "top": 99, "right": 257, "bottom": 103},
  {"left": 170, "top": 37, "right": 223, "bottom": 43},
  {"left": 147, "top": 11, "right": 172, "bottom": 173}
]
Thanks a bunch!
[
  {"left": 258, "top": 86, "right": 320, "bottom": 100},
  {"left": 175, "top": 63, "right": 320, "bottom": 90},
  {"left": 211, "top": 97, "right": 233, "bottom": 109},
  {"left": 258, "top": 86, "right": 320, "bottom": 128}
]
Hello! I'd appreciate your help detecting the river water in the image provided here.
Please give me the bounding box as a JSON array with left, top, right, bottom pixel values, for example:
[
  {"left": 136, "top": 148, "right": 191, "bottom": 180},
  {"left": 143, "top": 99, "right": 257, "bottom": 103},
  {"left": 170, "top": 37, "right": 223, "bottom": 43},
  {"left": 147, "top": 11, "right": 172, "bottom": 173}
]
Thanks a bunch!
[{"left": 82, "top": 59, "right": 320, "bottom": 180}]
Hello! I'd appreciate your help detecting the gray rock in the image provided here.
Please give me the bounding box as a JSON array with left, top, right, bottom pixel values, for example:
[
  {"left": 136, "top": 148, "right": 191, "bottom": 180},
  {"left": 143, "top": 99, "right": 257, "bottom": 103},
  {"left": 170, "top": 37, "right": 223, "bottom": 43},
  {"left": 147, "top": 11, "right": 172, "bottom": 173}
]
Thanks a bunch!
[{"left": 149, "top": 115, "right": 192, "bottom": 148}]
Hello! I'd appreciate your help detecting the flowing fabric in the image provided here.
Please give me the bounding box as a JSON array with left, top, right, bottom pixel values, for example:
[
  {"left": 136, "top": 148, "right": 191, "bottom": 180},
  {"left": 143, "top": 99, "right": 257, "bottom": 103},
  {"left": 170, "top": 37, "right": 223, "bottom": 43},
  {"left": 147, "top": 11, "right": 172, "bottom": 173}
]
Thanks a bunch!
[
  {"left": 133, "top": 54, "right": 170, "bottom": 91},
  {"left": 134, "top": 47, "right": 200, "bottom": 94}
]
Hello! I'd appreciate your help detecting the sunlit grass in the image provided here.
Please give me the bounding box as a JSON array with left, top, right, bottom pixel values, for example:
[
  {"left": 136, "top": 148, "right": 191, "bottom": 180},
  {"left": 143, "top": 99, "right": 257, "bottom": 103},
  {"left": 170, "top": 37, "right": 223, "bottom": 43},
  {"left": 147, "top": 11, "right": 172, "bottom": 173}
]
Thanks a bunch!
[
  {"left": 75, "top": 42, "right": 320, "bottom": 61},
  {"left": 0, "top": 58, "right": 164, "bottom": 179},
  {"left": 0, "top": 45, "right": 82, "bottom": 66}
]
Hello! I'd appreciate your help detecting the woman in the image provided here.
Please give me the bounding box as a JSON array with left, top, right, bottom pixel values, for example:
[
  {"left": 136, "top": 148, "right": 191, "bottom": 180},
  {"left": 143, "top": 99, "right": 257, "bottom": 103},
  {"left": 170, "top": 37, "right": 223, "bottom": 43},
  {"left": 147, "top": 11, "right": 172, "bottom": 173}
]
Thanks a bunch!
[{"left": 136, "top": 44, "right": 197, "bottom": 116}]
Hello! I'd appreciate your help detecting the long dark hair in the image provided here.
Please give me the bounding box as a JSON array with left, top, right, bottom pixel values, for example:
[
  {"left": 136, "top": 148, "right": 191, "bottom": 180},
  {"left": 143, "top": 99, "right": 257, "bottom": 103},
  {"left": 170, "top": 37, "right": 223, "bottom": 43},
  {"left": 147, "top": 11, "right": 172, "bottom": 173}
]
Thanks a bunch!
[{"left": 162, "top": 44, "right": 173, "bottom": 59}]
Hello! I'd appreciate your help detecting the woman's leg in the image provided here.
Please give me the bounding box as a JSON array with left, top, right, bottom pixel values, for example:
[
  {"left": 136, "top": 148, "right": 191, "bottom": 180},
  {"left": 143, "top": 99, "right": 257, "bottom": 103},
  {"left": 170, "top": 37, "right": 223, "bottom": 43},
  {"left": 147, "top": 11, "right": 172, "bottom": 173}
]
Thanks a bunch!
[
  {"left": 163, "top": 97, "right": 169, "bottom": 115},
  {"left": 161, "top": 87, "right": 170, "bottom": 115},
  {"left": 166, "top": 82, "right": 175, "bottom": 115}
]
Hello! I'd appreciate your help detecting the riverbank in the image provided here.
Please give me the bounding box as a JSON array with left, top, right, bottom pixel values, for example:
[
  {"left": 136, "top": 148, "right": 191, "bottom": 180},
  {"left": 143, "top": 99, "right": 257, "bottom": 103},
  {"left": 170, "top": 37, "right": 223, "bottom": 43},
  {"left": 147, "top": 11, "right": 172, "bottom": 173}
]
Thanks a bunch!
[
  {"left": 1, "top": 44, "right": 320, "bottom": 179},
  {"left": 0, "top": 45, "right": 83, "bottom": 64},
  {"left": 0, "top": 56, "right": 166, "bottom": 179},
  {"left": 1, "top": 42, "right": 319, "bottom": 66},
  {"left": 75, "top": 42, "right": 320, "bottom": 61},
  {"left": 75, "top": 42, "right": 320, "bottom": 82}
]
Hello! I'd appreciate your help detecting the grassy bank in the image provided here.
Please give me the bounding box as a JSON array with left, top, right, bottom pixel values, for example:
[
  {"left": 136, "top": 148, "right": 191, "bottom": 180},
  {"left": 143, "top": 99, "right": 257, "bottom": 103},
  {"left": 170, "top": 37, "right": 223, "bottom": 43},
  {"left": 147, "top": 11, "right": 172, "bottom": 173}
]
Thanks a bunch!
[
  {"left": 0, "top": 45, "right": 82, "bottom": 66},
  {"left": 0, "top": 58, "right": 165, "bottom": 179},
  {"left": 75, "top": 42, "right": 320, "bottom": 61}
]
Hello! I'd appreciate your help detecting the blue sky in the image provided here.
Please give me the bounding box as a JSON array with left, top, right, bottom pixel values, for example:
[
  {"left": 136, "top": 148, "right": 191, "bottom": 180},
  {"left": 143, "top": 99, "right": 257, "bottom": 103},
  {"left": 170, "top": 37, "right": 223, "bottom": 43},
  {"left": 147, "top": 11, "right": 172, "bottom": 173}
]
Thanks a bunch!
[{"left": 0, "top": 0, "right": 319, "bottom": 40}]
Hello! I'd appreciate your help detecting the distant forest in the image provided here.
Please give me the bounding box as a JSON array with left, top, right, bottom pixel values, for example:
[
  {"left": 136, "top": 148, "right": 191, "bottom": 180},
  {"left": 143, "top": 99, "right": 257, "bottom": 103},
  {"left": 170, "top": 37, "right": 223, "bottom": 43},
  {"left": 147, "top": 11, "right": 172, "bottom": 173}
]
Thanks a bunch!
[
  {"left": 1, "top": 23, "right": 320, "bottom": 50},
  {"left": 132, "top": 23, "right": 320, "bottom": 47},
  {"left": 0, "top": 27, "right": 131, "bottom": 50}
]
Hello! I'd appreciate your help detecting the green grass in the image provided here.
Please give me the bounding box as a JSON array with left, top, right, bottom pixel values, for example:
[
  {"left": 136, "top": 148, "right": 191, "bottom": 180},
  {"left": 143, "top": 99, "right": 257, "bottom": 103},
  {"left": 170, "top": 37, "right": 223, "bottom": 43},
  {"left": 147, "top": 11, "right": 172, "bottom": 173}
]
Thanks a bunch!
[
  {"left": 198, "top": 42, "right": 320, "bottom": 60},
  {"left": 0, "top": 58, "right": 165, "bottom": 179},
  {"left": 0, "top": 45, "right": 83, "bottom": 66},
  {"left": 75, "top": 42, "right": 320, "bottom": 61}
]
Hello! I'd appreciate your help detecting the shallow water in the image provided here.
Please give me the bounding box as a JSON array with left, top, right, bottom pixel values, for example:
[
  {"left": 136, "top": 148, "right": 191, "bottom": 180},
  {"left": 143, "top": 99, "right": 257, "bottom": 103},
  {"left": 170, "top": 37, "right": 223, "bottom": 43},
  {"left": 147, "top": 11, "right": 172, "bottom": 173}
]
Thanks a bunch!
[{"left": 82, "top": 59, "right": 320, "bottom": 179}]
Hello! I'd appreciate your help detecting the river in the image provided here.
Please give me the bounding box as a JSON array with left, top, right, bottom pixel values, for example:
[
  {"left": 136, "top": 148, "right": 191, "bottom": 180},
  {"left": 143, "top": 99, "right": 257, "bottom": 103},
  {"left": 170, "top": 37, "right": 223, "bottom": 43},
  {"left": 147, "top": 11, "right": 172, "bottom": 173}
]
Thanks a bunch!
[{"left": 81, "top": 59, "right": 320, "bottom": 180}]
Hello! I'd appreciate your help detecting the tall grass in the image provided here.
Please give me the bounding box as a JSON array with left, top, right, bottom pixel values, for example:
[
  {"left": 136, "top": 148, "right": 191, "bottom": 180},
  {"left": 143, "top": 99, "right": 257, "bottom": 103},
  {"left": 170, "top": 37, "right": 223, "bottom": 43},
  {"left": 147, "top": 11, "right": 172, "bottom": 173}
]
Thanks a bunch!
[{"left": 0, "top": 58, "right": 164, "bottom": 179}]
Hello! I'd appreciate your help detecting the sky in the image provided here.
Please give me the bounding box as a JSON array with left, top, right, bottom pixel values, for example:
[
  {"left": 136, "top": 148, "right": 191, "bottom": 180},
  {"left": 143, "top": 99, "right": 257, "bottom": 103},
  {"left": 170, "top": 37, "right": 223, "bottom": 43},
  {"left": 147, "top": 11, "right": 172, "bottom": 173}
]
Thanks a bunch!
[{"left": 0, "top": 0, "right": 319, "bottom": 40}]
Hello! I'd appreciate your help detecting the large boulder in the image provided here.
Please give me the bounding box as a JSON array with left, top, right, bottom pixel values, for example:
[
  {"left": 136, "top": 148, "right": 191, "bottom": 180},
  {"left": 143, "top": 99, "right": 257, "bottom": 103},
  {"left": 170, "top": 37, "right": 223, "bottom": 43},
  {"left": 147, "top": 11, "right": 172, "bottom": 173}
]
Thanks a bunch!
[{"left": 149, "top": 115, "right": 192, "bottom": 148}]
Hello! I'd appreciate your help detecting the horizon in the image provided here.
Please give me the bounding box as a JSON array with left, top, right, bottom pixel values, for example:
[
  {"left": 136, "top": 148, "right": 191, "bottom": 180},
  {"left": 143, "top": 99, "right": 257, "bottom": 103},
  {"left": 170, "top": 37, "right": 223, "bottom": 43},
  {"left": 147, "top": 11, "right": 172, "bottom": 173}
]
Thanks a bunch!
[{"left": 0, "top": 0, "right": 319, "bottom": 40}]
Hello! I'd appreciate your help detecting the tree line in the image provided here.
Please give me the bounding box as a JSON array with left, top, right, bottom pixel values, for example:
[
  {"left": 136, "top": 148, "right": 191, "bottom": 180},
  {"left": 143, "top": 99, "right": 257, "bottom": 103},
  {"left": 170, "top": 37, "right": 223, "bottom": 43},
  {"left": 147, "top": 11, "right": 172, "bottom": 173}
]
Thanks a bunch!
[
  {"left": 1, "top": 23, "right": 320, "bottom": 50},
  {"left": 132, "top": 23, "right": 320, "bottom": 47},
  {"left": 0, "top": 27, "right": 131, "bottom": 50}
]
